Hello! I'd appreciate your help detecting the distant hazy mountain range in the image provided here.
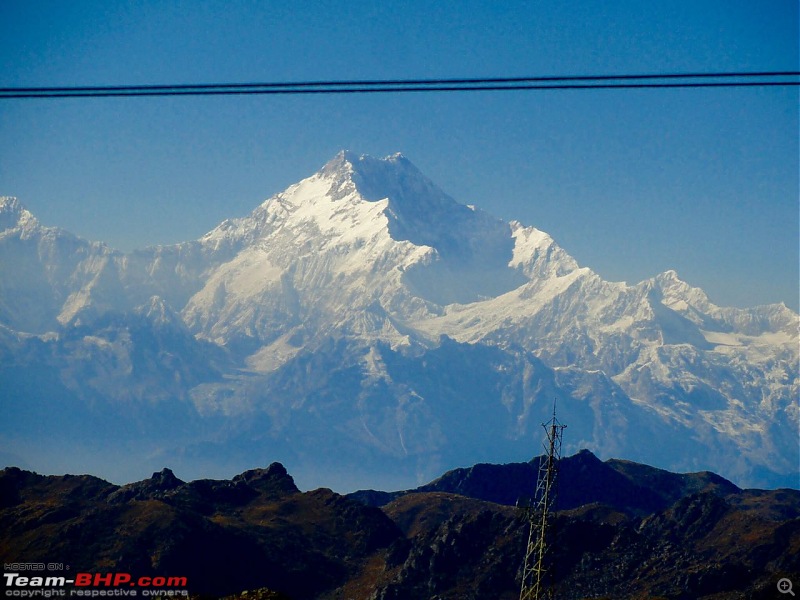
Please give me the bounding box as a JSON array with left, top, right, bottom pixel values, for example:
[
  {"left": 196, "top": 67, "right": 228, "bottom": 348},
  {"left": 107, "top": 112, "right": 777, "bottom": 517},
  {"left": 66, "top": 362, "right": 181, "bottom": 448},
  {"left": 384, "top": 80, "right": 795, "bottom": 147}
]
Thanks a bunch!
[{"left": 1, "top": 151, "right": 797, "bottom": 489}]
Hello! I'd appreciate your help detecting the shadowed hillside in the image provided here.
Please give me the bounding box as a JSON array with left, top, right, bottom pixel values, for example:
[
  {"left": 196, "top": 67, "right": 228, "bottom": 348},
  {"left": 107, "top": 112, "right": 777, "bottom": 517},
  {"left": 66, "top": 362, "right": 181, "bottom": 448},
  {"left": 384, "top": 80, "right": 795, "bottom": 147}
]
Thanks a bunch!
[{"left": 2, "top": 451, "right": 798, "bottom": 599}]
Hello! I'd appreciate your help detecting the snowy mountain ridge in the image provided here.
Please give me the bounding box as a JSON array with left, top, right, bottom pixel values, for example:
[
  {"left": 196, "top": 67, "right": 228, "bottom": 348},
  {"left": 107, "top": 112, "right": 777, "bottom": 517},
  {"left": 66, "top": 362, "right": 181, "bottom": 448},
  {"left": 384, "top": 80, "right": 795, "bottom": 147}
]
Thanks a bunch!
[{"left": 0, "top": 152, "right": 797, "bottom": 490}]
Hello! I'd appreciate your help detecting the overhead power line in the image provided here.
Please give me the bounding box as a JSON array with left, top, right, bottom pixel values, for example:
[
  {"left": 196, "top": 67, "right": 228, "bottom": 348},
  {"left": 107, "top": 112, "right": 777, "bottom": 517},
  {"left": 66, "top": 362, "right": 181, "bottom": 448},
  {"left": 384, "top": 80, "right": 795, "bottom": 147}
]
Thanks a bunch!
[{"left": 1, "top": 71, "right": 798, "bottom": 99}]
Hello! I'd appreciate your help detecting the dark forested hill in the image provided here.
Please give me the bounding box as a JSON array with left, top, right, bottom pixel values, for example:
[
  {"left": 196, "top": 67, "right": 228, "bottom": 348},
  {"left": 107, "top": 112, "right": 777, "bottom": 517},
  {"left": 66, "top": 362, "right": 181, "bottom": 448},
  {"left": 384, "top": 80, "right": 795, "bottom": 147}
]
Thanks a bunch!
[{"left": 2, "top": 451, "right": 798, "bottom": 599}]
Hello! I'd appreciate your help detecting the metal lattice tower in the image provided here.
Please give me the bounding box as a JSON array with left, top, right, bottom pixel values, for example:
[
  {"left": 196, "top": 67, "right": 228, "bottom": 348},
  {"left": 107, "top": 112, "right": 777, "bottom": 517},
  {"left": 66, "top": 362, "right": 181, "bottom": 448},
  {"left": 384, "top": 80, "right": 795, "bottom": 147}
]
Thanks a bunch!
[{"left": 519, "top": 402, "right": 566, "bottom": 600}]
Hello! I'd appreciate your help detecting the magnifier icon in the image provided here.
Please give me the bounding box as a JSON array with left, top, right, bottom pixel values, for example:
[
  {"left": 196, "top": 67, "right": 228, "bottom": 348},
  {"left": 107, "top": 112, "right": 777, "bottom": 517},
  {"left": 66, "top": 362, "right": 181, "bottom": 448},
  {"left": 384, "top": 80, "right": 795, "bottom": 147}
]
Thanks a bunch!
[{"left": 778, "top": 578, "right": 795, "bottom": 596}]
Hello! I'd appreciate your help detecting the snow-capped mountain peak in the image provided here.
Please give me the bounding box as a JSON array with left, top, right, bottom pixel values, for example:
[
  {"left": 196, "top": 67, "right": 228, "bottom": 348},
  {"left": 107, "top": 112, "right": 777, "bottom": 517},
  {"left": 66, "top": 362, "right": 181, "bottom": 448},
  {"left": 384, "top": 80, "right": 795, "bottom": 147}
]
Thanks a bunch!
[
  {"left": 1, "top": 152, "right": 797, "bottom": 490},
  {"left": 0, "top": 196, "right": 39, "bottom": 233},
  {"left": 324, "top": 150, "right": 451, "bottom": 207},
  {"left": 305, "top": 152, "right": 510, "bottom": 261}
]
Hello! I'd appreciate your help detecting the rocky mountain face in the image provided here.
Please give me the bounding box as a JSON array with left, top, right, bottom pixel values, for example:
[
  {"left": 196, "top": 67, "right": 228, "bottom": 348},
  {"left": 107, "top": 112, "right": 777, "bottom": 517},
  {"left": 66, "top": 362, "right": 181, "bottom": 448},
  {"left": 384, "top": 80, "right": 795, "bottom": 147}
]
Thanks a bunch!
[
  {"left": 0, "top": 152, "right": 797, "bottom": 489},
  {"left": 1, "top": 453, "right": 798, "bottom": 599}
]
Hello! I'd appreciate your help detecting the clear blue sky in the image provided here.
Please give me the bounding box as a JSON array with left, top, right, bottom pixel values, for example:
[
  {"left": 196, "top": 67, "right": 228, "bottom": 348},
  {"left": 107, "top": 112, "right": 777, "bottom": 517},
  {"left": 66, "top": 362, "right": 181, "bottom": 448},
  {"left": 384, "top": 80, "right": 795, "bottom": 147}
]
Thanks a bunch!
[{"left": 1, "top": 0, "right": 797, "bottom": 310}]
